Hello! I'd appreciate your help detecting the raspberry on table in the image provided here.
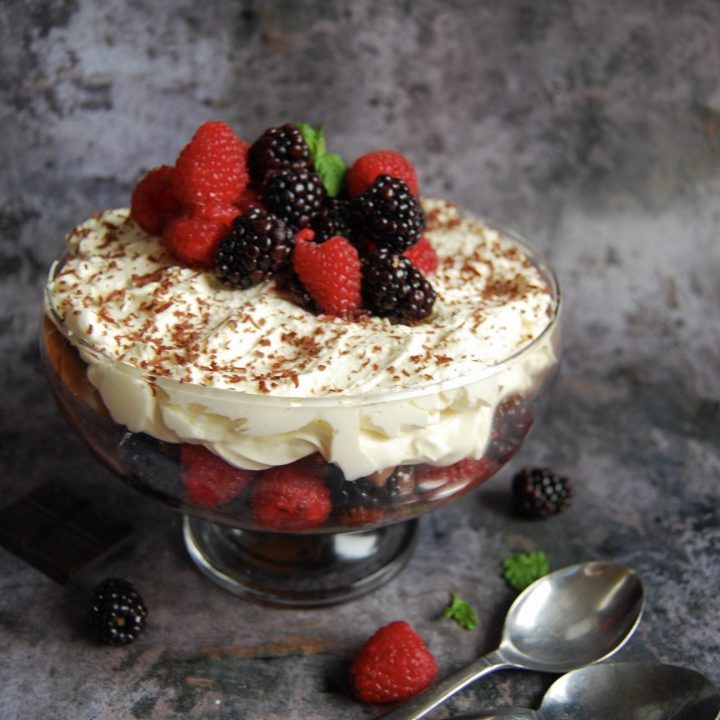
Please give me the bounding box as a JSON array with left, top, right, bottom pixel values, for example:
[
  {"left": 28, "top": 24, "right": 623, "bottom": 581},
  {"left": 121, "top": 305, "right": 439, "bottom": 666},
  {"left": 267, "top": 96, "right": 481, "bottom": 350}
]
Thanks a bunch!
[
  {"left": 163, "top": 214, "right": 230, "bottom": 268},
  {"left": 292, "top": 230, "right": 362, "bottom": 316},
  {"left": 346, "top": 149, "right": 419, "bottom": 198},
  {"left": 172, "top": 121, "right": 250, "bottom": 206},
  {"left": 512, "top": 467, "right": 573, "bottom": 518},
  {"left": 90, "top": 578, "right": 147, "bottom": 646},
  {"left": 261, "top": 167, "right": 326, "bottom": 229},
  {"left": 252, "top": 464, "right": 332, "bottom": 531},
  {"left": 214, "top": 207, "right": 295, "bottom": 289},
  {"left": 361, "top": 250, "right": 436, "bottom": 323},
  {"left": 181, "top": 444, "right": 255, "bottom": 508},
  {"left": 350, "top": 175, "right": 425, "bottom": 253},
  {"left": 130, "top": 165, "right": 182, "bottom": 236},
  {"left": 247, "top": 123, "right": 312, "bottom": 185},
  {"left": 349, "top": 620, "right": 438, "bottom": 704},
  {"left": 403, "top": 235, "right": 438, "bottom": 276}
]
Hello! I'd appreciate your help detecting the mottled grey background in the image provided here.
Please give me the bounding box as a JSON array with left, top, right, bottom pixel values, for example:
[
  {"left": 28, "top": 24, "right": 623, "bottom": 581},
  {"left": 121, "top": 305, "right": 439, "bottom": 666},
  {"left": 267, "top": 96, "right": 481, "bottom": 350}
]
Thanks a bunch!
[{"left": 1, "top": 1, "right": 719, "bottom": 719}]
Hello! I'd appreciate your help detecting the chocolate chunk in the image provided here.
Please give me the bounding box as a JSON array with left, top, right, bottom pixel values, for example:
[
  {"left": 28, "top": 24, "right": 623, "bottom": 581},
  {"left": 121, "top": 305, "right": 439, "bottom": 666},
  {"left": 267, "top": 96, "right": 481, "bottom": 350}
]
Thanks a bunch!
[{"left": 0, "top": 480, "right": 133, "bottom": 584}]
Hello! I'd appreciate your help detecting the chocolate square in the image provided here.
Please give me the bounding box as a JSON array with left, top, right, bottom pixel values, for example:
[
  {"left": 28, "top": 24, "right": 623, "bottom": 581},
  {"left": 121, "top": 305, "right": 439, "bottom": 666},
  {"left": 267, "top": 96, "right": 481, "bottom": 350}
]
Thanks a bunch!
[{"left": 0, "top": 480, "right": 133, "bottom": 584}]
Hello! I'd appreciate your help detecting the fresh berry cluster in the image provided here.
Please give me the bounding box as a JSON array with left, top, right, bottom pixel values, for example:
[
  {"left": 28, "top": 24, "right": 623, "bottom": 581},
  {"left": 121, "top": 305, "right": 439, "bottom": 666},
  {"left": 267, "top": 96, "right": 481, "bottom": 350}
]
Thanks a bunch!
[
  {"left": 512, "top": 467, "right": 573, "bottom": 518},
  {"left": 178, "top": 441, "right": 495, "bottom": 530},
  {"left": 130, "top": 122, "right": 439, "bottom": 324}
]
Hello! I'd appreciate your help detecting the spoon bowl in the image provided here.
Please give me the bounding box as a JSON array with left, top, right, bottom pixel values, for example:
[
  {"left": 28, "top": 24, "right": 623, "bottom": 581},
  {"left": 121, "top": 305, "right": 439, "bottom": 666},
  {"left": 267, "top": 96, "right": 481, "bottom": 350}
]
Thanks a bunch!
[
  {"left": 383, "top": 561, "right": 644, "bottom": 720},
  {"left": 468, "top": 662, "right": 720, "bottom": 720}
]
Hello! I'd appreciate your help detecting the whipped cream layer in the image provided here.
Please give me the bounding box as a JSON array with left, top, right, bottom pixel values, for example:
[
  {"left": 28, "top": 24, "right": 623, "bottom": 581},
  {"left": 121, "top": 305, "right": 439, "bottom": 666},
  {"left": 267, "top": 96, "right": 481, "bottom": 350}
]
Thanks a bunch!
[{"left": 46, "top": 200, "right": 560, "bottom": 478}]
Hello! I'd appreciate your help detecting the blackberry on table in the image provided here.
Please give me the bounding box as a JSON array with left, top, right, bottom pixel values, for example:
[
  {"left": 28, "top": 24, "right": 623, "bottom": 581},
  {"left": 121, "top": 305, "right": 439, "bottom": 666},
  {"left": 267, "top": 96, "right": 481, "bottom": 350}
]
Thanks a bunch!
[
  {"left": 512, "top": 467, "right": 573, "bottom": 518},
  {"left": 261, "top": 167, "right": 326, "bottom": 229},
  {"left": 351, "top": 175, "right": 425, "bottom": 252},
  {"left": 90, "top": 578, "right": 147, "bottom": 646},
  {"left": 215, "top": 208, "right": 295, "bottom": 288},
  {"left": 247, "top": 123, "right": 311, "bottom": 184},
  {"left": 362, "top": 250, "right": 436, "bottom": 322}
]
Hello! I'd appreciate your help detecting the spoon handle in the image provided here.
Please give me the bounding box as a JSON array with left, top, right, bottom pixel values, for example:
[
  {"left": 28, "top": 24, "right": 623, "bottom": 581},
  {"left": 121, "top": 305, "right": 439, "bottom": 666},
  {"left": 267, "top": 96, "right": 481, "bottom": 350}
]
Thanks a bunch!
[{"left": 381, "top": 650, "right": 512, "bottom": 720}]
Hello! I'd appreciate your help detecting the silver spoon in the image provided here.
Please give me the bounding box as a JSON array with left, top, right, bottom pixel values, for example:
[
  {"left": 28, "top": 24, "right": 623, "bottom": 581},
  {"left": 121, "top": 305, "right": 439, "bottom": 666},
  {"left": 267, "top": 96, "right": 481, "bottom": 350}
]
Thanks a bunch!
[
  {"left": 383, "top": 561, "right": 644, "bottom": 720},
  {"left": 466, "top": 661, "right": 720, "bottom": 720}
]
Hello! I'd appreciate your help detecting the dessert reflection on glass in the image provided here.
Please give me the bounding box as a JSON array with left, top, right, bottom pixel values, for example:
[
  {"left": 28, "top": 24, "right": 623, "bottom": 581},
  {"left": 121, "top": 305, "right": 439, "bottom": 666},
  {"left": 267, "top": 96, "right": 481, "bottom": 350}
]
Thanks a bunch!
[{"left": 42, "top": 122, "right": 561, "bottom": 606}]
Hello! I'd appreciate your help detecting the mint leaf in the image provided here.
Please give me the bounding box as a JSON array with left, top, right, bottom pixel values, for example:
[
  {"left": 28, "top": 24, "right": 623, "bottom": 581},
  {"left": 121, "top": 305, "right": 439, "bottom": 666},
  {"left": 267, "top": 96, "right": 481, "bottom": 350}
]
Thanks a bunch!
[
  {"left": 296, "top": 122, "right": 326, "bottom": 158},
  {"left": 503, "top": 551, "right": 550, "bottom": 591},
  {"left": 443, "top": 592, "right": 478, "bottom": 630},
  {"left": 315, "top": 152, "right": 347, "bottom": 197},
  {"left": 296, "top": 122, "right": 346, "bottom": 197}
]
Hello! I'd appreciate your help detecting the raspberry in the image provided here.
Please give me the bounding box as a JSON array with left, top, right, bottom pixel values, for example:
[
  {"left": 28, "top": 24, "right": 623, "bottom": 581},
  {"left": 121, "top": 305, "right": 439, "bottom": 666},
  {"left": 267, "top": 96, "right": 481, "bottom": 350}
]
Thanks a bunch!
[
  {"left": 403, "top": 236, "right": 438, "bottom": 275},
  {"left": 181, "top": 444, "right": 254, "bottom": 507},
  {"left": 130, "top": 165, "right": 182, "bottom": 236},
  {"left": 172, "top": 121, "right": 249, "bottom": 205},
  {"left": 90, "top": 578, "right": 147, "bottom": 646},
  {"left": 361, "top": 250, "right": 436, "bottom": 323},
  {"left": 214, "top": 208, "right": 295, "bottom": 289},
  {"left": 252, "top": 464, "right": 332, "bottom": 531},
  {"left": 346, "top": 150, "right": 419, "bottom": 198},
  {"left": 350, "top": 620, "right": 438, "bottom": 704},
  {"left": 247, "top": 123, "right": 312, "bottom": 184},
  {"left": 292, "top": 231, "right": 361, "bottom": 316},
  {"left": 192, "top": 200, "right": 242, "bottom": 226},
  {"left": 261, "top": 167, "right": 326, "bottom": 229},
  {"left": 351, "top": 175, "right": 425, "bottom": 252},
  {"left": 512, "top": 467, "right": 573, "bottom": 518},
  {"left": 163, "top": 214, "right": 229, "bottom": 268},
  {"left": 415, "top": 457, "right": 497, "bottom": 499}
]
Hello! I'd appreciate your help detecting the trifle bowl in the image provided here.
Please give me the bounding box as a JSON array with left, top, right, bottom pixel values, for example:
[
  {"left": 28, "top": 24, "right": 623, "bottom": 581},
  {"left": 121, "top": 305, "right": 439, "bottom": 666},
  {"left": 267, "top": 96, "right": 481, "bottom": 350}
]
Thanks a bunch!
[{"left": 41, "top": 122, "right": 561, "bottom": 606}]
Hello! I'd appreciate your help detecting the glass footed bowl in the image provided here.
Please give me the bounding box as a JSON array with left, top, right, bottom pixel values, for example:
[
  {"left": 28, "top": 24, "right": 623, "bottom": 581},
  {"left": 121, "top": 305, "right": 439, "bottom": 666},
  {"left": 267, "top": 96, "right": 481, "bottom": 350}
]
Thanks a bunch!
[{"left": 41, "top": 232, "right": 561, "bottom": 607}]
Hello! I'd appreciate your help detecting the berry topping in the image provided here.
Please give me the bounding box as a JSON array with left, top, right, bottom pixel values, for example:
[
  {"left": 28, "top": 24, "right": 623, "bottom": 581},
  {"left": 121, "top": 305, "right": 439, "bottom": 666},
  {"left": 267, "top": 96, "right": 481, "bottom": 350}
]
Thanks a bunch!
[
  {"left": 403, "top": 235, "right": 438, "bottom": 276},
  {"left": 163, "top": 214, "right": 230, "bottom": 268},
  {"left": 181, "top": 444, "right": 254, "bottom": 507},
  {"left": 292, "top": 231, "right": 362, "bottom": 316},
  {"left": 252, "top": 464, "right": 332, "bottom": 531},
  {"left": 261, "top": 167, "right": 326, "bottom": 229},
  {"left": 350, "top": 620, "right": 438, "bottom": 704},
  {"left": 130, "top": 165, "right": 182, "bottom": 236},
  {"left": 347, "top": 149, "right": 419, "bottom": 198},
  {"left": 90, "top": 578, "right": 147, "bottom": 646},
  {"left": 214, "top": 207, "right": 295, "bottom": 289},
  {"left": 414, "top": 457, "right": 497, "bottom": 499},
  {"left": 351, "top": 175, "right": 425, "bottom": 253},
  {"left": 512, "top": 467, "right": 573, "bottom": 518},
  {"left": 172, "top": 121, "right": 249, "bottom": 206},
  {"left": 311, "top": 197, "right": 353, "bottom": 244},
  {"left": 247, "top": 123, "right": 312, "bottom": 185},
  {"left": 362, "top": 251, "right": 436, "bottom": 322}
]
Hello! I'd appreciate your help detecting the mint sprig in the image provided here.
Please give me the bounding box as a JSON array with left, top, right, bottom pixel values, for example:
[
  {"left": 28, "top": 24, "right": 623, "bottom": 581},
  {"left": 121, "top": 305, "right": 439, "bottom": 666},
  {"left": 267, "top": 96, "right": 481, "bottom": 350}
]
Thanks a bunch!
[
  {"left": 503, "top": 551, "right": 550, "bottom": 591},
  {"left": 296, "top": 122, "right": 346, "bottom": 197},
  {"left": 443, "top": 592, "right": 478, "bottom": 630}
]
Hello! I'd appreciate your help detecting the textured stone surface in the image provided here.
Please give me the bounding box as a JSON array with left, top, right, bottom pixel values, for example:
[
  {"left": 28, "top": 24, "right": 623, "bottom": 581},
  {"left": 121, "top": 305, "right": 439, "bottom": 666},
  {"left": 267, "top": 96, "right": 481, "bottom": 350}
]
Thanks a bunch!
[{"left": 1, "top": 1, "right": 719, "bottom": 718}]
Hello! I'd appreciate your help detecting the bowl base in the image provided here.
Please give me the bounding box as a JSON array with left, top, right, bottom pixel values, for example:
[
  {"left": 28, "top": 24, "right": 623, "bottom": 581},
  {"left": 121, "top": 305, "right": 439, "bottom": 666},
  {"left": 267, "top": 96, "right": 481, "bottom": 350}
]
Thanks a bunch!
[{"left": 182, "top": 516, "right": 419, "bottom": 607}]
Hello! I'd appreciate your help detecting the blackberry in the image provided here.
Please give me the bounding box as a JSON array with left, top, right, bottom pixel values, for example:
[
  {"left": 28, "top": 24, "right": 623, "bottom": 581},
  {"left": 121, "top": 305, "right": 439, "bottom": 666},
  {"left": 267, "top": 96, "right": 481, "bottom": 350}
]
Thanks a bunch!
[
  {"left": 247, "top": 123, "right": 311, "bottom": 184},
  {"left": 351, "top": 175, "right": 425, "bottom": 252},
  {"left": 362, "top": 251, "right": 436, "bottom": 322},
  {"left": 512, "top": 467, "right": 573, "bottom": 518},
  {"left": 90, "top": 578, "right": 147, "bottom": 646},
  {"left": 277, "top": 271, "right": 318, "bottom": 313},
  {"left": 311, "top": 197, "right": 353, "bottom": 244},
  {"left": 261, "top": 167, "right": 326, "bottom": 229},
  {"left": 215, "top": 208, "right": 295, "bottom": 288}
]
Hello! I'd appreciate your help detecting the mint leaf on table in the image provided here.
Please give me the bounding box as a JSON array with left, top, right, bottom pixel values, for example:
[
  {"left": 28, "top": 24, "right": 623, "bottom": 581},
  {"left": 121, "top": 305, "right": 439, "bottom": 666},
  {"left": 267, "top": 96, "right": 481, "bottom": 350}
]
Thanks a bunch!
[
  {"left": 503, "top": 551, "right": 550, "bottom": 591},
  {"left": 443, "top": 592, "right": 478, "bottom": 630},
  {"left": 296, "top": 122, "right": 347, "bottom": 197}
]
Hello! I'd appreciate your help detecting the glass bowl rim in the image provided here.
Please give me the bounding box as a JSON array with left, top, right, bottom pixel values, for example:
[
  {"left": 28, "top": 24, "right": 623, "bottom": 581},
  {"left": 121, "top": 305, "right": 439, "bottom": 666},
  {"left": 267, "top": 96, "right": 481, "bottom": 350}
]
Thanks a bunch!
[{"left": 44, "top": 218, "right": 562, "bottom": 409}]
